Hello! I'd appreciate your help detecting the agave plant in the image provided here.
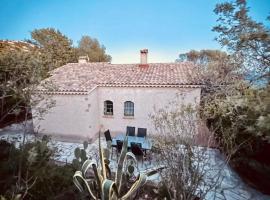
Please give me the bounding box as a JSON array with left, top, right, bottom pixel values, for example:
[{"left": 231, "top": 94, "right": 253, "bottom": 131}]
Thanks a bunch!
[{"left": 73, "top": 132, "right": 162, "bottom": 200}]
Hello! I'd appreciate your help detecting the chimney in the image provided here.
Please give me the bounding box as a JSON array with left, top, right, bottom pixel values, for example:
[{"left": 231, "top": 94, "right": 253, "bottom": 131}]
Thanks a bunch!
[
  {"left": 78, "top": 55, "right": 89, "bottom": 63},
  {"left": 140, "top": 49, "right": 148, "bottom": 67}
]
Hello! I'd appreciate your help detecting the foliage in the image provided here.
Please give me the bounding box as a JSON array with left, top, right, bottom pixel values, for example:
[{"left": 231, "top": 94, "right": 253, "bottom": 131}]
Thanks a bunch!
[
  {"left": 202, "top": 84, "right": 270, "bottom": 193},
  {"left": 203, "top": 85, "right": 270, "bottom": 161},
  {"left": 0, "top": 195, "right": 21, "bottom": 200},
  {"left": 177, "top": 49, "right": 228, "bottom": 65},
  {"left": 213, "top": 0, "right": 270, "bottom": 84},
  {"left": 0, "top": 38, "right": 57, "bottom": 199},
  {"left": 176, "top": 49, "right": 242, "bottom": 110},
  {"left": 199, "top": 0, "right": 270, "bottom": 193},
  {"left": 0, "top": 40, "right": 36, "bottom": 54},
  {"left": 0, "top": 27, "right": 113, "bottom": 199},
  {"left": 1, "top": 27, "right": 112, "bottom": 126},
  {"left": 208, "top": 0, "right": 270, "bottom": 152},
  {"left": 177, "top": 49, "right": 234, "bottom": 84},
  {"left": 0, "top": 136, "right": 77, "bottom": 200},
  {"left": 150, "top": 100, "right": 227, "bottom": 200},
  {"left": 0, "top": 48, "right": 48, "bottom": 97},
  {"left": 30, "top": 28, "right": 77, "bottom": 71},
  {"left": 73, "top": 133, "right": 162, "bottom": 200},
  {"left": 77, "top": 35, "right": 112, "bottom": 62},
  {"left": 0, "top": 47, "right": 55, "bottom": 125}
]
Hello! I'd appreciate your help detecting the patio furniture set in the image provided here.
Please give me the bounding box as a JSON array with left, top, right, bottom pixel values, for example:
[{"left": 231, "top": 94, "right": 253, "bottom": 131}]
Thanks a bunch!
[{"left": 104, "top": 126, "right": 152, "bottom": 163}]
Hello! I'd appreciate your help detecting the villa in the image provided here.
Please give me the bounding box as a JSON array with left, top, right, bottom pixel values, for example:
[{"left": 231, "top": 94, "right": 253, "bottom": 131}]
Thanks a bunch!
[{"left": 32, "top": 49, "right": 202, "bottom": 139}]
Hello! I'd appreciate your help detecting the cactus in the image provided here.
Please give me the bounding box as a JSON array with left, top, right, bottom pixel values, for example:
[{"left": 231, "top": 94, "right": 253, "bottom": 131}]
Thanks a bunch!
[
  {"left": 73, "top": 132, "right": 163, "bottom": 200},
  {"left": 72, "top": 141, "right": 89, "bottom": 169},
  {"left": 83, "top": 140, "right": 88, "bottom": 150}
]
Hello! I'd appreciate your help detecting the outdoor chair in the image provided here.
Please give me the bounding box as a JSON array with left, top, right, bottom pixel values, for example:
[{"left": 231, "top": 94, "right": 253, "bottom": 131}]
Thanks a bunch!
[
  {"left": 116, "top": 140, "right": 123, "bottom": 160},
  {"left": 104, "top": 129, "right": 115, "bottom": 158},
  {"left": 126, "top": 126, "right": 135, "bottom": 136},
  {"left": 130, "top": 143, "right": 145, "bottom": 164},
  {"left": 137, "top": 128, "right": 147, "bottom": 138},
  {"left": 104, "top": 130, "right": 112, "bottom": 142}
]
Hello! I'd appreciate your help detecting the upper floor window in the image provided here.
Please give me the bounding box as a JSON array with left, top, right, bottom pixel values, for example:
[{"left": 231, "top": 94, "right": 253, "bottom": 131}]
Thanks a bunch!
[
  {"left": 104, "top": 100, "right": 113, "bottom": 115},
  {"left": 124, "top": 101, "right": 134, "bottom": 116}
]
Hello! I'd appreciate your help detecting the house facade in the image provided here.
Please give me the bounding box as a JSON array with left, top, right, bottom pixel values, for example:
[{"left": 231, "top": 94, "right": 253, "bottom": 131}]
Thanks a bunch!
[{"left": 33, "top": 50, "right": 202, "bottom": 139}]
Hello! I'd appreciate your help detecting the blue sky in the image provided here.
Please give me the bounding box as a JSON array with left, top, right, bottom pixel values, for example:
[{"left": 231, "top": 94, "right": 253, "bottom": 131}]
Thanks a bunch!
[{"left": 0, "top": 0, "right": 269, "bottom": 63}]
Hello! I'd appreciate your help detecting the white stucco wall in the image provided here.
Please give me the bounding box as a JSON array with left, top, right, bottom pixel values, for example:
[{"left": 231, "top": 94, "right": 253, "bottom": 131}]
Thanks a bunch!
[
  {"left": 32, "top": 89, "right": 99, "bottom": 139},
  {"left": 98, "top": 86, "right": 201, "bottom": 135},
  {"left": 32, "top": 86, "right": 201, "bottom": 139}
]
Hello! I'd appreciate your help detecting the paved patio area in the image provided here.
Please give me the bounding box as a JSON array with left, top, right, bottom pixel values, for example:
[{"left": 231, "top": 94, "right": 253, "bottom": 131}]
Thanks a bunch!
[{"left": 0, "top": 121, "right": 269, "bottom": 200}]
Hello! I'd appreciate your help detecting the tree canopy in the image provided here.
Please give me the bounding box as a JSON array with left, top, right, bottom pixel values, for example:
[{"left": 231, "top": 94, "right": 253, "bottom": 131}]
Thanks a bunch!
[
  {"left": 177, "top": 49, "right": 228, "bottom": 64},
  {"left": 30, "top": 28, "right": 77, "bottom": 70},
  {"left": 77, "top": 35, "right": 111, "bottom": 62},
  {"left": 201, "top": 0, "right": 270, "bottom": 193},
  {"left": 213, "top": 0, "right": 270, "bottom": 84},
  {"left": 177, "top": 49, "right": 237, "bottom": 96},
  {"left": 29, "top": 28, "right": 112, "bottom": 70},
  {"left": 0, "top": 28, "right": 112, "bottom": 125}
]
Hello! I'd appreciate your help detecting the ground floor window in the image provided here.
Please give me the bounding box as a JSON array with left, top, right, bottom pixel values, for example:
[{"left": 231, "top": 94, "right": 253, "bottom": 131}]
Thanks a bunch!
[
  {"left": 104, "top": 100, "right": 113, "bottom": 115},
  {"left": 124, "top": 101, "right": 134, "bottom": 116}
]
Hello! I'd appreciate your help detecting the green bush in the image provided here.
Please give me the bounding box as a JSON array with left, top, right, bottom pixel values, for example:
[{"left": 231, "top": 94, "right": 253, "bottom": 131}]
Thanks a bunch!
[
  {"left": 0, "top": 136, "right": 79, "bottom": 200},
  {"left": 203, "top": 86, "right": 270, "bottom": 193},
  {"left": 203, "top": 86, "right": 270, "bottom": 153}
]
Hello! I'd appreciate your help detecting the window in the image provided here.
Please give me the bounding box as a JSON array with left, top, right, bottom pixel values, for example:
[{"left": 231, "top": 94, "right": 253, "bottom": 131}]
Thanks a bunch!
[
  {"left": 104, "top": 100, "right": 113, "bottom": 115},
  {"left": 124, "top": 101, "right": 134, "bottom": 116}
]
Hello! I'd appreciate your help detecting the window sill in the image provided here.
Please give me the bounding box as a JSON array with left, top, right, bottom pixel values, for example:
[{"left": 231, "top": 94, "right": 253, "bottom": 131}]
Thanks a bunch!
[
  {"left": 123, "top": 116, "right": 135, "bottom": 119},
  {"left": 103, "top": 115, "right": 114, "bottom": 118}
]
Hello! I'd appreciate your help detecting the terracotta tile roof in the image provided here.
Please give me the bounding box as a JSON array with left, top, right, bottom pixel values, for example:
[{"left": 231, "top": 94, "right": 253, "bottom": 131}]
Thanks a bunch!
[{"left": 40, "top": 62, "right": 202, "bottom": 93}]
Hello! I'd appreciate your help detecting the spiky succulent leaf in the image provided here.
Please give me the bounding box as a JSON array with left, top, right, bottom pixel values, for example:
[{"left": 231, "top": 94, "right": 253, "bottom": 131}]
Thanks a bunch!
[
  {"left": 73, "top": 171, "right": 98, "bottom": 199},
  {"left": 117, "top": 151, "right": 138, "bottom": 192},
  {"left": 98, "top": 131, "right": 105, "bottom": 178},
  {"left": 120, "top": 173, "right": 148, "bottom": 200},
  {"left": 115, "top": 136, "right": 128, "bottom": 192},
  {"left": 81, "top": 159, "right": 96, "bottom": 177},
  {"left": 102, "top": 179, "right": 118, "bottom": 200},
  {"left": 73, "top": 132, "right": 165, "bottom": 200}
]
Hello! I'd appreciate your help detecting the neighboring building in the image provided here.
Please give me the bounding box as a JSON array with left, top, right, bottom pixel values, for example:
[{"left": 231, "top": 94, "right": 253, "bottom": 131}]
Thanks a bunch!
[{"left": 33, "top": 49, "right": 202, "bottom": 139}]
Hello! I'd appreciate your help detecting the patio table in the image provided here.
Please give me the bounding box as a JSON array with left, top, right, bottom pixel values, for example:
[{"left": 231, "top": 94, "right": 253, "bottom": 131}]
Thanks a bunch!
[{"left": 112, "top": 134, "right": 152, "bottom": 151}]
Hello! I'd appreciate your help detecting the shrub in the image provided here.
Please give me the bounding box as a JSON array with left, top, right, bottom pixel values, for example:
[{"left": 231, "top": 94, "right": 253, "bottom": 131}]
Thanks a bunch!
[
  {"left": 0, "top": 136, "right": 78, "bottom": 200},
  {"left": 202, "top": 86, "right": 270, "bottom": 193},
  {"left": 150, "top": 101, "right": 227, "bottom": 200}
]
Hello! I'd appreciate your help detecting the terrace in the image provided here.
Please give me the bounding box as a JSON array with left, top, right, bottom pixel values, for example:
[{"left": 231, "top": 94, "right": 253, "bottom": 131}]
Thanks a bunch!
[{"left": 0, "top": 120, "right": 269, "bottom": 200}]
